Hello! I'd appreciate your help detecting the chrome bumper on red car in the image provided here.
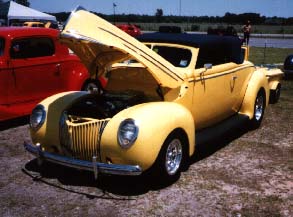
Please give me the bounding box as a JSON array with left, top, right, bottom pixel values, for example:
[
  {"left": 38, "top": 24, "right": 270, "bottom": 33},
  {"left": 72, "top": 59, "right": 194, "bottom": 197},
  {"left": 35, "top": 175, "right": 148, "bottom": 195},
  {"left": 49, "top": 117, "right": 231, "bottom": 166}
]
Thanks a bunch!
[{"left": 24, "top": 141, "right": 142, "bottom": 178}]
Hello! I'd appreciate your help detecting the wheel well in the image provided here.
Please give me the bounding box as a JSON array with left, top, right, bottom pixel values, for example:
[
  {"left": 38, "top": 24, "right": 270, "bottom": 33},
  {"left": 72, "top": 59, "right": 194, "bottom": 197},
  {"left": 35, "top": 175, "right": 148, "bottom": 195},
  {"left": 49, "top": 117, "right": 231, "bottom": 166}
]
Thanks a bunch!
[
  {"left": 269, "top": 83, "right": 281, "bottom": 104},
  {"left": 172, "top": 128, "right": 189, "bottom": 147},
  {"left": 259, "top": 87, "right": 266, "bottom": 108}
]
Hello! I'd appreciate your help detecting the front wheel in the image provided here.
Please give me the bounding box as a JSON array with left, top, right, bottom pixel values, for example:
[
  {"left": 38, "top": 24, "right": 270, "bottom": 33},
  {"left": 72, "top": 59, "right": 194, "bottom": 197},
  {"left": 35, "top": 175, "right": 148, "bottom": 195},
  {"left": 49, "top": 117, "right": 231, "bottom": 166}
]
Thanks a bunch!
[
  {"left": 153, "top": 131, "right": 188, "bottom": 182},
  {"left": 250, "top": 89, "right": 266, "bottom": 129}
]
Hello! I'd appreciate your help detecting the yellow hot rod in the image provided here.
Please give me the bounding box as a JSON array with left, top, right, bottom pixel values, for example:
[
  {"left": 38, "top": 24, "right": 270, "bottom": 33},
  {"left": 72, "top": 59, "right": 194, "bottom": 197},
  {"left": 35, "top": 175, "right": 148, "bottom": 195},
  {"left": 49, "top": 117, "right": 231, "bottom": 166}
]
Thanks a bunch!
[{"left": 24, "top": 7, "right": 283, "bottom": 181}]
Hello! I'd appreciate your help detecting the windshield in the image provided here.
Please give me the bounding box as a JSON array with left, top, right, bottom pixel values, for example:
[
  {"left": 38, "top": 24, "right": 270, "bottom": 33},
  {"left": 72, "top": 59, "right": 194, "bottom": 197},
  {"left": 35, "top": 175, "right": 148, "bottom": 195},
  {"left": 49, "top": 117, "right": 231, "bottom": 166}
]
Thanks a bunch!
[
  {"left": 0, "top": 38, "right": 4, "bottom": 56},
  {"left": 152, "top": 46, "right": 191, "bottom": 67},
  {"left": 122, "top": 44, "right": 192, "bottom": 68}
]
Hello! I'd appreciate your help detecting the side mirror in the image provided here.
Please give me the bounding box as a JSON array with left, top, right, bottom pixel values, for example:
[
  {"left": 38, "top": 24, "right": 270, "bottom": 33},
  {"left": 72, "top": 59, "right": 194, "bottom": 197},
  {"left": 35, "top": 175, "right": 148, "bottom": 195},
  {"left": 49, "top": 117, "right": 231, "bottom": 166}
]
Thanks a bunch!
[
  {"left": 198, "top": 63, "right": 212, "bottom": 84},
  {"left": 204, "top": 63, "right": 212, "bottom": 70}
]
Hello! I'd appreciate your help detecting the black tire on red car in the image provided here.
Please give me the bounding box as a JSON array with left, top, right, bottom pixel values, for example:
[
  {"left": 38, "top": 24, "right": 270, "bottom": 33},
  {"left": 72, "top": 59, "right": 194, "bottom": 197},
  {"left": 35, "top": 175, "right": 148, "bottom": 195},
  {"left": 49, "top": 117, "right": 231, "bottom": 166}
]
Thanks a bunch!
[{"left": 81, "top": 80, "right": 102, "bottom": 93}]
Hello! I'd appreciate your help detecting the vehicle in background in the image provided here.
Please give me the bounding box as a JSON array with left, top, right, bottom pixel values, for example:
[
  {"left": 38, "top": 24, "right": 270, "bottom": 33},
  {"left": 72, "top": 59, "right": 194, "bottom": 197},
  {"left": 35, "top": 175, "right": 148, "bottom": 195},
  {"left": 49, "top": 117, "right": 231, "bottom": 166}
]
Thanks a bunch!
[
  {"left": 0, "top": 27, "right": 103, "bottom": 121},
  {"left": 158, "top": 25, "right": 182, "bottom": 33},
  {"left": 23, "top": 21, "right": 59, "bottom": 29},
  {"left": 283, "top": 54, "right": 293, "bottom": 78},
  {"left": 23, "top": 21, "right": 45, "bottom": 27},
  {"left": 116, "top": 24, "right": 142, "bottom": 37}
]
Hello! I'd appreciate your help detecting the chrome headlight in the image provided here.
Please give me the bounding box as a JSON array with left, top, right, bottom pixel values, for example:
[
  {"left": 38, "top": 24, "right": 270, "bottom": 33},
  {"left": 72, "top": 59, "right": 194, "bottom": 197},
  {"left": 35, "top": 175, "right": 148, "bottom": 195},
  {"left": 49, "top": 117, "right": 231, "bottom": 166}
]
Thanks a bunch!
[
  {"left": 30, "top": 105, "right": 46, "bottom": 130},
  {"left": 118, "top": 118, "right": 139, "bottom": 148}
]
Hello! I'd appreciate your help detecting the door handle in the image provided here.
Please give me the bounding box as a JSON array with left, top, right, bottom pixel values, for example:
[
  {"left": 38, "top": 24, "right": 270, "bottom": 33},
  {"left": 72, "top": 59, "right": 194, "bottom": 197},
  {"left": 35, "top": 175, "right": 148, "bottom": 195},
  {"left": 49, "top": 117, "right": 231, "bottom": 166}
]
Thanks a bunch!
[
  {"left": 55, "top": 64, "right": 61, "bottom": 76},
  {"left": 232, "top": 75, "right": 237, "bottom": 80}
]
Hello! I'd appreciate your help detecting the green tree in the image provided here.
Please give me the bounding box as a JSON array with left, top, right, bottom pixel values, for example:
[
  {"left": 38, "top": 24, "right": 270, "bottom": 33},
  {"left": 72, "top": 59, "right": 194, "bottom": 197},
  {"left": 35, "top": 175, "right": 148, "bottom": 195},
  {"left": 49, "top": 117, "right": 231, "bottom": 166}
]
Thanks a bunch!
[
  {"left": 13, "top": 0, "right": 30, "bottom": 7},
  {"left": 155, "top": 8, "right": 163, "bottom": 22}
]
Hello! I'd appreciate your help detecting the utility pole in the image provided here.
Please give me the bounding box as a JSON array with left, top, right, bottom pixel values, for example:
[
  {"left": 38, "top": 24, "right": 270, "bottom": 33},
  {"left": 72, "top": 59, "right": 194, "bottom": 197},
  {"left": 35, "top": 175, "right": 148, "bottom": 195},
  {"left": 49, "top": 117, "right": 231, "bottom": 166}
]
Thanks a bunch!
[
  {"left": 179, "top": 0, "right": 181, "bottom": 16},
  {"left": 113, "top": 3, "right": 117, "bottom": 24}
]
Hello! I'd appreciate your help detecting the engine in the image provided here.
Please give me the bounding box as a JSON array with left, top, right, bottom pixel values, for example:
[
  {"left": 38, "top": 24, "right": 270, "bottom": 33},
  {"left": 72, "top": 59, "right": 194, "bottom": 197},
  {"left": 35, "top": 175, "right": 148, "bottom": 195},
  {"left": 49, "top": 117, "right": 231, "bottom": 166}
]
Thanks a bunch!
[{"left": 66, "top": 90, "right": 147, "bottom": 119}]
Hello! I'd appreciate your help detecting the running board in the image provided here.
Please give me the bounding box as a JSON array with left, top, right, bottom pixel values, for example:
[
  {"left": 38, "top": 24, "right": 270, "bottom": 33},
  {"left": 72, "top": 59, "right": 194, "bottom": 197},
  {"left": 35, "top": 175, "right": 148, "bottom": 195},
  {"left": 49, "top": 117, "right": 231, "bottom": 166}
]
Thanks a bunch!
[{"left": 196, "top": 114, "right": 249, "bottom": 145}]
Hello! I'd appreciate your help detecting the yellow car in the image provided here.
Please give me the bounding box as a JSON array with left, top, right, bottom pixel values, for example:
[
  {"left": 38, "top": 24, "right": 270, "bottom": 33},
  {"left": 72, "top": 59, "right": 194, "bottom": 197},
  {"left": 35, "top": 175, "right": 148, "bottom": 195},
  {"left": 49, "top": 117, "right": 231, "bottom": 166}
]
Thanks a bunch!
[
  {"left": 23, "top": 21, "right": 45, "bottom": 27},
  {"left": 23, "top": 21, "right": 59, "bottom": 29},
  {"left": 24, "top": 8, "right": 283, "bottom": 181}
]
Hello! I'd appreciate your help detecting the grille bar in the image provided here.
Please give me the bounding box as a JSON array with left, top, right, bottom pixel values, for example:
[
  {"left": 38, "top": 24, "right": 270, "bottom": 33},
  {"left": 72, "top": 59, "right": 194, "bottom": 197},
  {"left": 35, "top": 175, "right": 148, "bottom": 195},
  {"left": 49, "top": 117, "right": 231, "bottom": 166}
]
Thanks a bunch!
[{"left": 60, "top": 115, "right": 110, "bottom": 161}]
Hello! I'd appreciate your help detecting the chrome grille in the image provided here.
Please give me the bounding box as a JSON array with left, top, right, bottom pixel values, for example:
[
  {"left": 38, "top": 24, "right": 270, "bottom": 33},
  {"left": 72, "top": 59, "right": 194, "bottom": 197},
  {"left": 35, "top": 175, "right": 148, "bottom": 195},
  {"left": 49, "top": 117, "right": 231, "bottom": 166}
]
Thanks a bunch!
[{"left": 60, "top": 113, "right": 110, "bottom": 161}]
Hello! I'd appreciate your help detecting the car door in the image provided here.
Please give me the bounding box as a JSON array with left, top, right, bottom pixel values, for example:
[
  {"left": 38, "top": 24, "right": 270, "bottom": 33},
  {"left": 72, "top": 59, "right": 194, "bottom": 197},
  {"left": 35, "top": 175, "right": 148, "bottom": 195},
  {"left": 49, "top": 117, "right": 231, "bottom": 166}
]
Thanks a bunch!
[
  {"left": 191, "top": 63, "right": 238, "bottom": 130},
  {"left": 0, "top": 37, "right": 16, "bottom": 120},
  {"left": 9, "top": 36, "right": 62, "bottom": 104},
  {"left": 230, "top": 65, "right": 255, "bottom": 111},
  {"left": 0, "top": 37, "right": 9, "bottom": 106}
]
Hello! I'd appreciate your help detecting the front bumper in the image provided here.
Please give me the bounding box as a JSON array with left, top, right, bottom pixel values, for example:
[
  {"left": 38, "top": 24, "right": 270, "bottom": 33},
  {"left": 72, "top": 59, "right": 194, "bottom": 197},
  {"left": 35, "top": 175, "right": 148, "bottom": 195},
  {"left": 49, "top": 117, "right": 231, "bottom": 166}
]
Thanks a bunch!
[{"left": 24, "top": 141, "right": 142, "bottom": 178}]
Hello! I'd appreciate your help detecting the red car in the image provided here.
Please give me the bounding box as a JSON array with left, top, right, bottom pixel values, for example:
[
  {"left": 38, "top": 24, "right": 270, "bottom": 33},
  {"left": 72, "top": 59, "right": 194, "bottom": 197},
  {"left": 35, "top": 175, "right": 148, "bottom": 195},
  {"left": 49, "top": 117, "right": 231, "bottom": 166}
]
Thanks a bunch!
[
  {"left": 0, "top": 27, "right": 104, "bottom": 121},
  {"left": 116, "top": 24, "right": 142, "bottom": 37}
]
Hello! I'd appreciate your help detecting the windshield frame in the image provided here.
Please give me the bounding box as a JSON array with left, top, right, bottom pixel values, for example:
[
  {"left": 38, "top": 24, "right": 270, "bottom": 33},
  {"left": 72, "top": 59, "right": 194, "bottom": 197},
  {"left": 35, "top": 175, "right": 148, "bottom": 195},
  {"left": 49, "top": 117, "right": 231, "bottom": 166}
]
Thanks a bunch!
[{"left": 143, "top": 42, "right": 193, "bottom": 68}]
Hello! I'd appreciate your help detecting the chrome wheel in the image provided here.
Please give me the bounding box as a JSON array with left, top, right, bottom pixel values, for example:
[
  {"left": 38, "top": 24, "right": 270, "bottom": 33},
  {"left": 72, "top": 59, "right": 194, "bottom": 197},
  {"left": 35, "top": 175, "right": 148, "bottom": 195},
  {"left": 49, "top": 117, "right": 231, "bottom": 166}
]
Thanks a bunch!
[
  {"left": 250, "top": 90, "right": 266, "bottom": 129},
  {"left": 165, "top": 138, "right": 182, "bottom": 175},
  {"left": 255, "top": 94, "right": 264, "bottom": 121}
]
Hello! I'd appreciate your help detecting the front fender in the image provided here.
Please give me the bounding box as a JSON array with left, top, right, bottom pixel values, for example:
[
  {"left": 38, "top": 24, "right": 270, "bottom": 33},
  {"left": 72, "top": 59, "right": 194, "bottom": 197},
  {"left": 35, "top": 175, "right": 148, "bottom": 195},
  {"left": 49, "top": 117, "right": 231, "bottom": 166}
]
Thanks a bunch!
[
  {"left": 30, "top": 91, "right": 90, "bottom": 152},
  {"left": 239, "top": 69, "right": 269, "bottom": 119},
  {"left": 62, "top": 61, "right": 90, "bottom": 91},
  {"left": 100, "top": 102, "right": 195, "bottom": 171}
]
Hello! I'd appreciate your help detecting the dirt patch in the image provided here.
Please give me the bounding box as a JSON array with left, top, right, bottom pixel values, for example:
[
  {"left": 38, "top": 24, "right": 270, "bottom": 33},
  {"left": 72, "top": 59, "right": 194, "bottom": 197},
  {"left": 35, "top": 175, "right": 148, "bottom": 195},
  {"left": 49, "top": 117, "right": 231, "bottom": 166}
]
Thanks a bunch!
[{"left": 0, "top": 80, "right": 292, "bottom": 217}]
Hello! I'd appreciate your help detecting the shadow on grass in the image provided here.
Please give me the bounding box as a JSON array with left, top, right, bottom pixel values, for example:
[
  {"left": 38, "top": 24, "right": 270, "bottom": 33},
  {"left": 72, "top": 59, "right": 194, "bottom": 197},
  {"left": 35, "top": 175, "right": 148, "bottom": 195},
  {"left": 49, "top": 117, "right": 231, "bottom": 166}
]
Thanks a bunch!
[
  {"left": 23, "top": 159, "right": 178, "bottom": 198},
  {"left": 0, "top": 116, "right": 29, "bottom": 131},
  {"left": 22, "top": 123, "right": 250, "bottom": 197}
]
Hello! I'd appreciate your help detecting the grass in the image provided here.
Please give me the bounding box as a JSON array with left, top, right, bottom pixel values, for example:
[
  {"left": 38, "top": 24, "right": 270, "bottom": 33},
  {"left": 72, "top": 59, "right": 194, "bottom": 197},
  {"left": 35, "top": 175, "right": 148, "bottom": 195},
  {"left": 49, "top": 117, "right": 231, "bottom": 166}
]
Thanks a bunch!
[
  {"left": 249, "top": 47, "right": 293, "bottom": 65},
  {"left": 134, "top": 22, "right": 293, "bottom": 34}
]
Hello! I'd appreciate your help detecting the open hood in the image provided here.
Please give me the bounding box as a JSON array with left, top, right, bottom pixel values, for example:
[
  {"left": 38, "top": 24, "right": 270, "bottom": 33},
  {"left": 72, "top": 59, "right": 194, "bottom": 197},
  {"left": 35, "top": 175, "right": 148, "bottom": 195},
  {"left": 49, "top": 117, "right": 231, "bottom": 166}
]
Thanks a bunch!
[{"left": 59, "top": 7, "right": 184, "bottom": 88}]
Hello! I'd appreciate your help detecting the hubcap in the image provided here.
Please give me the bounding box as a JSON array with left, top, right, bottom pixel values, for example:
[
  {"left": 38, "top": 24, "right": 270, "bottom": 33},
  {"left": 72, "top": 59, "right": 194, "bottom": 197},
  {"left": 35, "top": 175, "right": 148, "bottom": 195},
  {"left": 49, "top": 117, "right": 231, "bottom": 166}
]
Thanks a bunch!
[
  {"left": 84, "top": 83, "right": 98, "bottom": 92},
  {"left": 255, "top": 94, "right": 264, "bottom": 121},
  {"left": 165, "top": 139, "right": 182, "bottom": 175}
]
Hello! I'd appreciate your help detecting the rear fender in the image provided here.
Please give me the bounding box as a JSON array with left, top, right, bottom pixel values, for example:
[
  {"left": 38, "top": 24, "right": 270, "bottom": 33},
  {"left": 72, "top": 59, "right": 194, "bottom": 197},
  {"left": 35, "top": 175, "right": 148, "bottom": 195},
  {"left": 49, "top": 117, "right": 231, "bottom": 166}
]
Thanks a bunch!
[
  {"left": 265, "top": 68, "right": 283, "bottom": 91},
  {"left": 269, "top": 80, "right": 280, "bottom": 91},
  {"left": 61, "top": 61, "right": 90, "bottom": 90},
  {"left": 101, "top": 102, "right": 195, "bottom": 171},
  {"left": 239, "top": 69, "right": 269, "bottom": 119}
]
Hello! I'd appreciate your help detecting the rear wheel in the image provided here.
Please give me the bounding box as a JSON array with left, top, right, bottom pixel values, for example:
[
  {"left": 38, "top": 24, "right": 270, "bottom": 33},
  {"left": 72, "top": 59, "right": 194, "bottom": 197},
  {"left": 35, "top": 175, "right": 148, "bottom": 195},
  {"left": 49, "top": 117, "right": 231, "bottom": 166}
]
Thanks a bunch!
[{"left": 250, "top": 90, "right": 265, "bottom": 129}]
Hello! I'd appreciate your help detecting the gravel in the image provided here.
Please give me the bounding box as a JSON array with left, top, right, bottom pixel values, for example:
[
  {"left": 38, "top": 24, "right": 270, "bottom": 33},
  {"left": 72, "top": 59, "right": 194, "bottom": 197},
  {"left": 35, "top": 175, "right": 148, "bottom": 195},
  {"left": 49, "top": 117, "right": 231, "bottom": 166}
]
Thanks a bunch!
[{"left": 0, "top": 80, "right": 292, "bottom": 217}]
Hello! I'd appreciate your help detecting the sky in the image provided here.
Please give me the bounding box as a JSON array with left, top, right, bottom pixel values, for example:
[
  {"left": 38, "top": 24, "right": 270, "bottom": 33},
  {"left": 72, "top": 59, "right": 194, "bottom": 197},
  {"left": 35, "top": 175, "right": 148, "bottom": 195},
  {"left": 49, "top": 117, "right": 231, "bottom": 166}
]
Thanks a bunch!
[{"left": 27, "top": 0, "right": 293, "bottom": 18}]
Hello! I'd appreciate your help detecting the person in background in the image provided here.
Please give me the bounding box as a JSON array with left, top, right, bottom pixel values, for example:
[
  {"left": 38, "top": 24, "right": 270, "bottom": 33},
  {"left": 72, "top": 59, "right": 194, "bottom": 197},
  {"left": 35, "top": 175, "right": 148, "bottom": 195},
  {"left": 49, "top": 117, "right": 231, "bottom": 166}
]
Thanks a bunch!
[{"left": 242, "top": 20, "right": 251, "bottom": 45}]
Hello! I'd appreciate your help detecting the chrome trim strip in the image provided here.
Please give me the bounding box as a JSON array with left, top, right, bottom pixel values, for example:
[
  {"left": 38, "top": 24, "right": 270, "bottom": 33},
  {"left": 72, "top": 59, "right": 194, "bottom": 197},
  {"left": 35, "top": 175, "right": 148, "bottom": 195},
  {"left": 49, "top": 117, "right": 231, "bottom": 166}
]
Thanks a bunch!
[
  {"left": 189, "top": 65, "right": 254, "bottom": 83},
  {"left": 24, "top": 142, "right": 142, "bottom": 176}
]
